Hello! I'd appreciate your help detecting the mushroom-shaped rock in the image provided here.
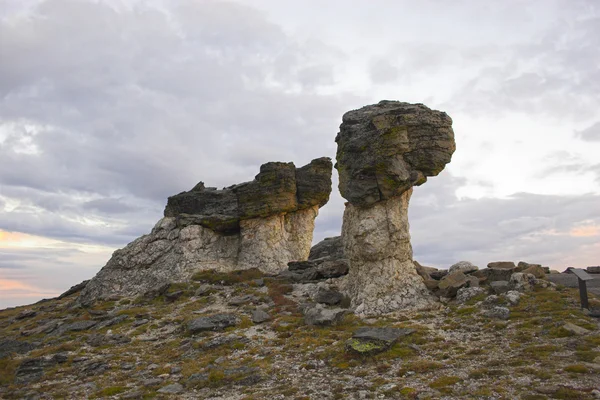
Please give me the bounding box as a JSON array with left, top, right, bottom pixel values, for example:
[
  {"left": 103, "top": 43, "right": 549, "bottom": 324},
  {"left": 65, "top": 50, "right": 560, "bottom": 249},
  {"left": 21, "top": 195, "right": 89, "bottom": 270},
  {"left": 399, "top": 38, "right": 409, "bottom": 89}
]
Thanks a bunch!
[{"left": 337, "top": 101, "right": 455, "bottom": 316}]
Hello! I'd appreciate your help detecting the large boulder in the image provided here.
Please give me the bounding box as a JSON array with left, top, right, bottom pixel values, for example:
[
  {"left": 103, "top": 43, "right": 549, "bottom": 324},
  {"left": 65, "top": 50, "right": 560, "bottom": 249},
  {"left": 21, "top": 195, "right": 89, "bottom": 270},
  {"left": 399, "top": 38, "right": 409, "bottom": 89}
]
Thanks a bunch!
[
  {"left": 79, "top": 158, "right": 333, "bottom": 305},
  {"left": 337, "top": 101, "right": 455, "bottom": 315},
  {"left": 335, "top": 101, "right": 455, "bottom": 207}
]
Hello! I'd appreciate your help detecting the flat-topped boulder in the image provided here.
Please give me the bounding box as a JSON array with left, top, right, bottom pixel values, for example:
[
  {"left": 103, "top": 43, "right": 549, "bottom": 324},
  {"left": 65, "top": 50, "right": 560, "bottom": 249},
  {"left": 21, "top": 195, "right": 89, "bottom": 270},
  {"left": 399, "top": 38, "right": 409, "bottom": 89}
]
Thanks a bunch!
[
  {"left": 165, "top": 158, "right": 332, "bottom": 232},
  {"left": 78, "top": 158, "right": 333, "bottom": 305}
]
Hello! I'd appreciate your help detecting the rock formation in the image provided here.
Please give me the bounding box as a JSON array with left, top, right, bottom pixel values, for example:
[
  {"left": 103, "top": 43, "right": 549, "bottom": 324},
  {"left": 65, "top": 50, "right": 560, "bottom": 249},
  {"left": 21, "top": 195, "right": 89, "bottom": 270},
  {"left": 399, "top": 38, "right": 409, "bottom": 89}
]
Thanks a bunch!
[
  {"left": 336, "top": 101, "right": 456, "bottom": 315},
  {"left": 78, "top": 158, "right": 332, "bottom": 305}
]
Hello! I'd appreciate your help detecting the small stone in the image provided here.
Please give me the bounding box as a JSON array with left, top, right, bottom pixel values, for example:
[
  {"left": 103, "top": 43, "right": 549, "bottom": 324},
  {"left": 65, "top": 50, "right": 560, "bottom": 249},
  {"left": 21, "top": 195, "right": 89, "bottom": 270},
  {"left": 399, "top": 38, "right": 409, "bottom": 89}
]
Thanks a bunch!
[
  {"left": 346, "top": 327, "right": 414, "bottom": 355},
  {"left": 253, "top": 278, "right": 265, "bottom": 287},
  {"left": 303, "top": 305, "right": 346, "bottom": 326},
  {"left": 455, "top": 287, "right": 486, "bottom": 304},
  {"left": 482, "top": 306, "right": 510, "bottom": 320},
  {"left": 121, "top": 363, "right": 135, "bottom": 370},
  {"left": 521, "top": 264, "right": 546, "bottom": 279},
  {"left": 65, "top": 320, "right": 97, "bottom": 332},
  {"left": 438, "top": 271, "right": 469, "bottom": 297},
  {"left": 490, "top": 281, "right": 510, "bottom": 294},
  {"left": 187, "top": 313, "right": 239, "bottom": 333},
  {"left": 15, "top": 310, "right": 37, "bottom": 320},
  {"left": 487, "top": 262, "right": 518, "bottom": 282},
  {"left": 466, "top": 275, "right": 479, "bottom": 287},
  {"left": 483, "top": 295, "right": 500, "bottom": 305},
  {"left": 251, "top": 309, "right": 271, "bottom": 324},
  {"left": 133, "top": 319, "right": 149, "bottom": 327},
  {"left": 314, "top": 288, "right": 343, "bottom": 305},
  {"left": 157, "top": 383, "right": 184, "bottom": 394},
  {"left": 121, "top": 391, "right": 143, "bottom": 400},
  {"left": 228, "top": 295, "right": 258, "bottom": 306},
  {"left": 448, "top": 261, "right": 478, "bottom": 275},
  {"left": 165, "top": 290, "right": 184, "bottom": 302},
  {"left": 510, "top": 273, "right": 536, "bottom": 292},
  {"left": 429, "top": 270, "right": 448, "bottom": 280},
  {"left": 288, "top": 261, "right": 317, "bottom": 271},
  {"left": 142, "top": 378, "right": 163, "bottom": 387},
  {"left": 504, "top": 291, "right": 521, "bottom": 305},
  {"left": 316, "top": 260, "right": 349, "bottom": 278},
  {"left": 143, "top": 283, "right": 171, "bottom": 300},
  {"left": 187, "top": 373, "right": 209, "bottom": 386},
  {"left": 171, "top": 366, "right": 182, "bottom": 374},
  {"left": 562, "top": 322, "right": 590, "bottom": 335},
  {"left": 195, "top": 285, "right": 212, "bottom": 296},
  {"left": 488, "top": 261, "right": 517, "bottom": 270}
]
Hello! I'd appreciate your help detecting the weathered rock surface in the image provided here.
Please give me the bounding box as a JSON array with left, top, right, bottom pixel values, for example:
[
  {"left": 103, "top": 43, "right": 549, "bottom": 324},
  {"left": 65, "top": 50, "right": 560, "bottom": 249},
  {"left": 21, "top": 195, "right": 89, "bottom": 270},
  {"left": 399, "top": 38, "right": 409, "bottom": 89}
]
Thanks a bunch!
[
  {"left": 438, "top": 271, "right": 469, "bottom": 298},
  {"left": 303, "top": 305, "right": 346, "bottom": 326},
  {"left": 346, "top": 327, "right": 414, "bottom": 355},
  {"left": 0, "top": 340, "right": 37, "bottom": 358},
  {"left": 188, "top": 314, "right": 239, "bottom": 333},
  {"left": 335, "top": 101, "right": 455, "bottom": 207},
  {"left": 308, "top": 236, "right": 344, "bottom": 262},
  {"left": 448, "top": 261, "right": 478, "bottom": 275},
  {"left": 79, "top": 159, "right": 332, "bottom": 305},
  {"left": 164, "top": 158, "right": 332, "bottom": 232},
  {"left": 341, "top": 192, "right": 437, "bottom": 315},
  {"left": 336, "top": 101, "right": 455, "bottom": 315}
]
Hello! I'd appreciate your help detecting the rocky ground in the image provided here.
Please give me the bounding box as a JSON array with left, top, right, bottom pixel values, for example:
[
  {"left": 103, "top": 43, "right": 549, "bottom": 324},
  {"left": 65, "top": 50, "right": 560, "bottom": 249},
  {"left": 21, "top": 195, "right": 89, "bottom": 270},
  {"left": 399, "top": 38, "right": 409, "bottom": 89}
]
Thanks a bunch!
[{"left": 1, "top": 269, "right": 599, "bottom": 400}]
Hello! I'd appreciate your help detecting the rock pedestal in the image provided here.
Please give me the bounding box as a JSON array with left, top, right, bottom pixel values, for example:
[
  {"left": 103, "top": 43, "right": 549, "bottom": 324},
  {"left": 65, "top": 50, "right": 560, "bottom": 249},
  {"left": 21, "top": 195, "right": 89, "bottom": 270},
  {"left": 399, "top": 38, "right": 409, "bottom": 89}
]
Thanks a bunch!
[
  {"left": 79, "top": 158, "right": 332, "bottom": 305},
  {"left": 342, "top": 190, "right": 434, "bottom": 314},
  {"left": 336, "top": 101, "right": 456, "bottom": 315}
]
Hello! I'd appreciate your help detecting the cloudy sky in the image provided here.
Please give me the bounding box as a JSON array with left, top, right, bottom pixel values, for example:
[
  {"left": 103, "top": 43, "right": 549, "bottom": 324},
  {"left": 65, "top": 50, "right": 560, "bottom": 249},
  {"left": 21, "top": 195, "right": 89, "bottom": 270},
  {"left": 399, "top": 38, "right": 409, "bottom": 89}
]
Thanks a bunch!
[{"left": 1, "top": 0, "right": 599, "bottom": 308}]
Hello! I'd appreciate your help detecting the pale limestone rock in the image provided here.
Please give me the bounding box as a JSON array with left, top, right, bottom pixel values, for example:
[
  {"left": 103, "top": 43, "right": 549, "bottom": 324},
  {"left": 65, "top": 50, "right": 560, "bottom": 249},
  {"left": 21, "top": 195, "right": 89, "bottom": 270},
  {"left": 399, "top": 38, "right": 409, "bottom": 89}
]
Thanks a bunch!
[
  {"left": 79, "top": 207, "right": 318, "bottom": 305},
  {"left": 340, "top": 190, "right": 436, "bottom": 315},
  {"left": 238, "top": 206, "right": 319, "bottom": 274}
]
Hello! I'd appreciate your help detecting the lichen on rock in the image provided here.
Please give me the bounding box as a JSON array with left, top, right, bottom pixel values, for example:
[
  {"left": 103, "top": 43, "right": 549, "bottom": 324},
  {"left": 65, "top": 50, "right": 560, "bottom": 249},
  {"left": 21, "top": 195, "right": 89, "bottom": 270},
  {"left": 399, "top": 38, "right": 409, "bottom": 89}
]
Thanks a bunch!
[{"left": 79, "top": 158, "right": 333, "bottom": 305}]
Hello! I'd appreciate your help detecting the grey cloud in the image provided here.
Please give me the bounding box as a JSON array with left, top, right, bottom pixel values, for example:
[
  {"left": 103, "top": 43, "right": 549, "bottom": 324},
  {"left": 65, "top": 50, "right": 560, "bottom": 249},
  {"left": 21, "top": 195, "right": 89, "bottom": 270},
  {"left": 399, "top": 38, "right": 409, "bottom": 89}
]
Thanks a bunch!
[
  {"left": 0, "top": 0, "right": 359, "bottom": 248},
  {"left": 445, "top": 10, "right": 600, "bottom": 120},
  {"left": 82, "top": 198, "right": 136, "bottom": 214},
  {"left": 575, "top": 121, "right": 600, "bottom": 141},
  {"left": 368, "top": 58, "right": 399, "bottom": 84},
  {"left": 409, "top": 173, "right": 600, "bottom": 269}
]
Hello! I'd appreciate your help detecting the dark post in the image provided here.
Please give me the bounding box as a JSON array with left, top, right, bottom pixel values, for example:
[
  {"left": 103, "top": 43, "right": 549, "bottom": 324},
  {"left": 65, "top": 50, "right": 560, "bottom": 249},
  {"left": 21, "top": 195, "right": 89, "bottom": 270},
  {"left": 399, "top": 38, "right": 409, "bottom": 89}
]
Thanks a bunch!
[
  {"left": 569, "top": 268, "right": 594, "bottom": 310},
  {"left": 578, "top": 278, "right": 589, "bottom": 310}
]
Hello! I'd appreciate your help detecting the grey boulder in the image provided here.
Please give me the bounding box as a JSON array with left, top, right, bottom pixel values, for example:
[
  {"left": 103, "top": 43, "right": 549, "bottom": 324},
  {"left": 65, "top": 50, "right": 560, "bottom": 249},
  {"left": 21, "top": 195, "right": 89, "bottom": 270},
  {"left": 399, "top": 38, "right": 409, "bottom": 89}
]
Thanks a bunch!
[
  {"left": 188, "top": 314, "right": 239, "bottom": 333},
  {"left": 335, "top": 101, "right": 455, "bottom": 206}
]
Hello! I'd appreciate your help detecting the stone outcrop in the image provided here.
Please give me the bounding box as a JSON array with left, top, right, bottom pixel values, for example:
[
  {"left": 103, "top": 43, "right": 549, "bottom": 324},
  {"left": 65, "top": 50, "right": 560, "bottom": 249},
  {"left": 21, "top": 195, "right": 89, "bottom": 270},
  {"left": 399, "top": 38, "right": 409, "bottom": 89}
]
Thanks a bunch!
[
  {"left": 336, "top": 101, "right": 455, "bottom": 207},
  {"left": 79, "top": 158, "right": 332, "bottom": 305},
  {"left": 336, "top": 100, "right": 456, "bottom": 315}
]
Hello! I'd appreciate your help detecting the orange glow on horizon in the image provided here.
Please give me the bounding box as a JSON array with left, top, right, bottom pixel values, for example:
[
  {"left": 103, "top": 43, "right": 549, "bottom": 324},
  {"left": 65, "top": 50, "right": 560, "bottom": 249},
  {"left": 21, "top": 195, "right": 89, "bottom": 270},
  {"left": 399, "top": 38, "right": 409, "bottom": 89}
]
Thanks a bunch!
[{"left": 570, "top": 225, "right": 600, "bottom": 237}]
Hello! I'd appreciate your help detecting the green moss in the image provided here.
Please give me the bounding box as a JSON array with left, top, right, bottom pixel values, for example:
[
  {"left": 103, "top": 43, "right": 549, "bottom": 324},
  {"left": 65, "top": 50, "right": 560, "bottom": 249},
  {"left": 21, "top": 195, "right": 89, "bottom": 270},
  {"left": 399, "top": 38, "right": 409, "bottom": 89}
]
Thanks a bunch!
[
  {"left": 91, "top": 386, "right": 128, "bottom": 398},
  {"left": 0, "top": 357, "right": 18, "bottom": 385},
  {"left": 429, "top": 376, "right": 461, "bottom": 388},
  {"left": 563, "top": 364, "right": 589, "bottom": 373},
  {"left": 346, "top": 339, "right": 386, "bottom": 355},
  {"left": 552, "top": 387, "right": 589, "bottom": 399},
  {"left": 399, "top": 387, "right": 418, "bottom": 399}
]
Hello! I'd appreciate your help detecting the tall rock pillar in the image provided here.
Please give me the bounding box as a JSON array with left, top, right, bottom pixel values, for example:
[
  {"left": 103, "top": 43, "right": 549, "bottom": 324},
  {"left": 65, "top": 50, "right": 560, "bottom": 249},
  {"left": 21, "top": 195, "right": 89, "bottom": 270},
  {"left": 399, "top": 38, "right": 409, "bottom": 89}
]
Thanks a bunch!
[{"left": 336, "top": 101, "right": 456, "bottom": 315}]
